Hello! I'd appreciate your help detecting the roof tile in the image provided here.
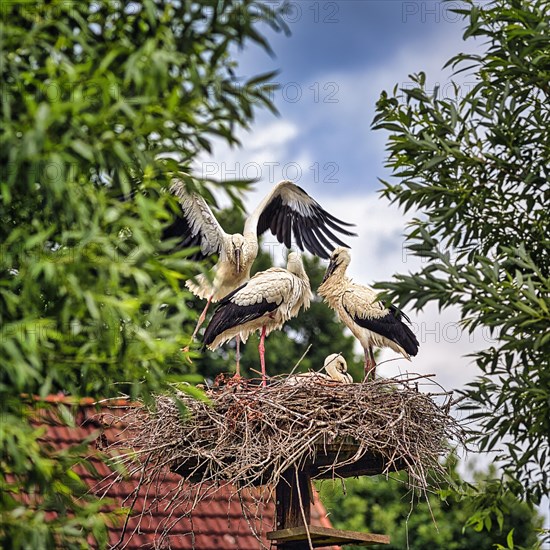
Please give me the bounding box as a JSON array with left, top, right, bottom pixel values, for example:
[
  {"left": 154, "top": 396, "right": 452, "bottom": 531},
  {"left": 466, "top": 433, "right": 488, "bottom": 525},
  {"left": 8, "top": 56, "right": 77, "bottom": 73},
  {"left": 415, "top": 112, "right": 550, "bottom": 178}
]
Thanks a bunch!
[{"left": 25, "top": 399, "right": 339, "bottom": 549}]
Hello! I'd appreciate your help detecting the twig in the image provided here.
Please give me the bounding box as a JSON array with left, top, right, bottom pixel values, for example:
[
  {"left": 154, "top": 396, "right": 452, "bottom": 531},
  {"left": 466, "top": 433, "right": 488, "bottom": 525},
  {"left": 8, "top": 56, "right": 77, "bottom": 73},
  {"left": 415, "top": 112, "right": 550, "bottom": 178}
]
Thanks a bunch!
[
  {"left": 103, "top": 373, "right": 466, "bottom": 548},
  {"left": 288, "top": 344, "right": 313, "bottom": 376}
]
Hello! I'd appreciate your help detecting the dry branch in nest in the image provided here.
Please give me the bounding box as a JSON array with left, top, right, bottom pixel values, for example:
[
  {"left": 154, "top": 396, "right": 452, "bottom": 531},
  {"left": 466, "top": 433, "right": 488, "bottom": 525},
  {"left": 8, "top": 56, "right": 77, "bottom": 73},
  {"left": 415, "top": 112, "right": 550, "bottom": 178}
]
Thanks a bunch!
[{"left": 107, "top": 374, "right": 465, "bottom": 547}]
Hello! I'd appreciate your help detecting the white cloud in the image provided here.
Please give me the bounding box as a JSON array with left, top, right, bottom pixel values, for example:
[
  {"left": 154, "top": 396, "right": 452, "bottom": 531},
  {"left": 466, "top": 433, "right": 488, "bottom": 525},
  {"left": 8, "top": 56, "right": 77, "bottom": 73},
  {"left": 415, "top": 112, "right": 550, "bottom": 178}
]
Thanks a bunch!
[
  {"left": 194, "top": 118, "right": 305, "bottom": 194},
  {"left": 248, "top": 120, "right": 299, "bottom": 150}
]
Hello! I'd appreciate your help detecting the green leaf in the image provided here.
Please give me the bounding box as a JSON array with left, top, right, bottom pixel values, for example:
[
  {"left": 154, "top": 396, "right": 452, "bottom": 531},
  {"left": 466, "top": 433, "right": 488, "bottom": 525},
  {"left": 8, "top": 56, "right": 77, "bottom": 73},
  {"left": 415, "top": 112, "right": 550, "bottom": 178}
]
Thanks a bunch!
[
  {"left": 70, "top": 140, "right": 95, "bottom": 162},
  {"left": 506, "top": 528, "right": 514, "bottom": 549}
]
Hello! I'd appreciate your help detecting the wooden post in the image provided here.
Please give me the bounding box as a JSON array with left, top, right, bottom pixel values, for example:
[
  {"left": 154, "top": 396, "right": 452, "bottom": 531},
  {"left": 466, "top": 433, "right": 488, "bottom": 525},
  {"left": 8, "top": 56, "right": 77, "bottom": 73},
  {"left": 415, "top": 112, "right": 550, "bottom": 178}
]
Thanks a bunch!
[
  {"left": 268, "top": 457, "right": 391, "bottom": 548},
  {"left": 275, "top": 467, "right": 311, "bottom": 549}
]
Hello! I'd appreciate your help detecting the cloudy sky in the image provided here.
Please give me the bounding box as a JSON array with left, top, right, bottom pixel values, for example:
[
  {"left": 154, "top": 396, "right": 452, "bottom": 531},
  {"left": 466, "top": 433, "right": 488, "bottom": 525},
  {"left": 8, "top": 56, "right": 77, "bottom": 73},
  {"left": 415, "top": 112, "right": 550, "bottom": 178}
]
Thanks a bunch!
[{"left": 199, "top": 0, "right": 485, "bottom": 389}]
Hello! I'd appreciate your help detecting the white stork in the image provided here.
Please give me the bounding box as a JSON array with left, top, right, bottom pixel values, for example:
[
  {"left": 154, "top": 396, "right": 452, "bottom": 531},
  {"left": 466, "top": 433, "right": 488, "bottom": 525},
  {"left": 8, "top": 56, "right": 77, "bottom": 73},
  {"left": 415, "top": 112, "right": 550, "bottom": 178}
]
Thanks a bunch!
[
  {"left": 318, "top": 247, "right": 419, "bottom": 380},
  {"left": 286, "top": 353, "right": 353, "bottom": 385},
  {"left": 166, "top": 179, "right": 355, "bottom": 371},
  {"left": 202, "top": 252, "right": 312, "bottom": 386}
]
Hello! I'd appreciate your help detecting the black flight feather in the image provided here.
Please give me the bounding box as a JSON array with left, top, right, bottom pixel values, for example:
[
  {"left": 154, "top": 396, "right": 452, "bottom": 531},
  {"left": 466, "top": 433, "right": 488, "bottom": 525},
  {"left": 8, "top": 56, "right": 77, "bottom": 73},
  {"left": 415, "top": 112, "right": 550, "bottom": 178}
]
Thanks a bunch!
[
  {"left": 299, "top": 222, "right": 326, "bottom": 258},
  {"left": 317, "top": 223, "right": 350, "bottom": 249},
  {"left": 311, "top": 224, "right": 336, "bottom": 254},
  {"left": 345, "top": 305, "right": 419, "bottom": 357},
  {"left": 293, "top": 215, "right": 305, "bottom": 251},
  {"left": 389, "top": 304, "right": 412, "bottom": 325},
  {"left": 117, "top": 189, "right": 208, "bottom": 259},
  {"left": 321, "top": 214, "right": 357, "bottom": 237},
  {"left": 299, "top": 214, "right": 329, "bottom": 257},
  {"left": 281, "top": 211, "right": 292, "bottom": 249},
  {"left": 257, "top": 195, "right": 281, "bottom": 236},
  {"left": 322, "top": 209, "right": 356, "bottom": 228},
  {"left": 203, "top": 295, "right": 280, "bottom": 348},
  {"left": 255, "top": 190, "right": 356, "bottom": 257}
]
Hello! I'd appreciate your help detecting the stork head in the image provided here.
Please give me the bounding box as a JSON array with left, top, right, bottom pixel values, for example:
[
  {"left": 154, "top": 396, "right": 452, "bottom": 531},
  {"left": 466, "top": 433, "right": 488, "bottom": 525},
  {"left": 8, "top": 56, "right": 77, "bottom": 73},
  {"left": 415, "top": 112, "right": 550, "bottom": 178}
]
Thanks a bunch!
[
  {"left": 322, "top": 247, "right": 351, "bottom": 283},
  {"left": 324, "top": 353, "right": 352, "bottom": 383},
  {"left": 230, "top": 234, "right": 245, "bottom": 273}
]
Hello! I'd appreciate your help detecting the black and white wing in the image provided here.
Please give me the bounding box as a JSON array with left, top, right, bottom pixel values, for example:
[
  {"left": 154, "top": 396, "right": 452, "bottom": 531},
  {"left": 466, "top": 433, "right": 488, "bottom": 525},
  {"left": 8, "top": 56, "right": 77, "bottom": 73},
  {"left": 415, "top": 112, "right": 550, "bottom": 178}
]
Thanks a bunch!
[
  {"left": 202, "top": 269, "right": 291, "bottom": 347},
  {"left": 163, "top": 180, "right": 228, "bottom": 260},
  {"left": 342, "top": 289, "right": 419, "bottom": 357},
  {"left": 202, "top": 287, "right": 280, "bottom": 348},
  {"left": 244, "top": 180, "right": 356, "bottom": 259}
]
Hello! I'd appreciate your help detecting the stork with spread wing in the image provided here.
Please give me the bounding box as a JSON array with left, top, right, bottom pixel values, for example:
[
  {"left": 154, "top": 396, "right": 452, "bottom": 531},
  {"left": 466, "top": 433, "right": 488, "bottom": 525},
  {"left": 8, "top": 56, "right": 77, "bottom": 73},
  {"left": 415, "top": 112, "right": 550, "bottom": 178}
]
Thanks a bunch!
[{"left": 167, "top": 180, "right": 356, "bottom": 372}]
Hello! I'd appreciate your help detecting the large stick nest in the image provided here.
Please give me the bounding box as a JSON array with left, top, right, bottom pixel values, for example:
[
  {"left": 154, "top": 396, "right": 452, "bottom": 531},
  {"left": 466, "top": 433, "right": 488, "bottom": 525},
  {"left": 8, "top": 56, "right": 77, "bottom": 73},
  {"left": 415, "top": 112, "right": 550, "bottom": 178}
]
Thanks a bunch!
[
  {"left": 120, "top": 374, "right": 464, "bottom": 495},
  {"left": 104, "top": 374, "right": 465, "bottom": 547}
]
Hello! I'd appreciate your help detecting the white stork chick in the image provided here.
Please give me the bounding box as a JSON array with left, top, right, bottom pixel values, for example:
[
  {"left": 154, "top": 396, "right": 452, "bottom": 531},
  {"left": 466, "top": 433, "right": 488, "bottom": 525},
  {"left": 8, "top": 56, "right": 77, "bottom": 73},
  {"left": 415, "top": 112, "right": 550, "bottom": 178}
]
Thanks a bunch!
[
  {"left": 323, "top": 353, "right": 353, "bottom": 383},
  {"left": 203, "top": 252, "right": 312, "bottom": 386},
  {"left": 286, "top": 353, "right": 353, "bottom": 385},
  {"left": 166, "top": 180, "right": 355, "bottom": 368},
  {"left": 318, "top": 247, "right": 419, "bottom": 380}
]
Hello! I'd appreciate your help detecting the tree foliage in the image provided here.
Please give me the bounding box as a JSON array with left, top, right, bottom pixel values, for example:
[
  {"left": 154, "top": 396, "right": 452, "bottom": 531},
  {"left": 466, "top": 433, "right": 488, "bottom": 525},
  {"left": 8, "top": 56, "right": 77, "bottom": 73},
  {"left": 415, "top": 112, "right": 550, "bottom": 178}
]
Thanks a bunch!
[
  {"left": 372, "top": 0, "right": 549, "bottom": 515},
  {"left": 0, "top": 1, "right": 287, "bottom": 547},
  {"left": 318, "top": 461, "right": 544, "bottom": 550}
]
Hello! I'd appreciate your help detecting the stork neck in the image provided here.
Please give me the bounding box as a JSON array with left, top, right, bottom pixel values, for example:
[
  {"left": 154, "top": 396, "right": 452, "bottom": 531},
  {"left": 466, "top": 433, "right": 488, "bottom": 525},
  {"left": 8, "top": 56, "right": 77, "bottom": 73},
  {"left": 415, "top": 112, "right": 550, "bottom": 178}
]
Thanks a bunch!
[
  {"left": 289, "top": 266, "right": 307, "bottom": 280},
  {"left": 319, "top": 272, "right": 349, "bottom": 295}
]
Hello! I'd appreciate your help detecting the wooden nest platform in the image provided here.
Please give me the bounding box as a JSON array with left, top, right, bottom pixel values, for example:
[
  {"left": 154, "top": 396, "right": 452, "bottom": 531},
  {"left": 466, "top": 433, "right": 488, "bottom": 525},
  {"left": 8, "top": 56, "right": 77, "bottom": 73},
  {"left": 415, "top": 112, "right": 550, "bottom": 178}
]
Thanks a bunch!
[
  {"left": 106, "top": 374, "right": 464, "bottom": 548},
  {"left": 121, "top": 374, "right": 463, "bottom": 493}
]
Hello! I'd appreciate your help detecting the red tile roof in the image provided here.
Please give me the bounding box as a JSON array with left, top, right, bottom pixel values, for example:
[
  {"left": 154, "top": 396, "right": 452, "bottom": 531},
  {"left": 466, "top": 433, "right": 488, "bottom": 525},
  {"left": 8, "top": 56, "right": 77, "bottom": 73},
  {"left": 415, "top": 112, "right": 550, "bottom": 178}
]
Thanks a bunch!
[{"left": 28, "top": 396, "right": 337, "bottom": 549}]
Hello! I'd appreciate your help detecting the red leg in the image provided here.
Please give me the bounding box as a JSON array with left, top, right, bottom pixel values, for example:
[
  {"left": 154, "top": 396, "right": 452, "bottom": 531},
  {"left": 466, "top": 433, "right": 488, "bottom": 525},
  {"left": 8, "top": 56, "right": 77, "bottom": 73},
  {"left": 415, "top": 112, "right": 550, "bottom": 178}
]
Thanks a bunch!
[
  {"left": 235, "top": 335, "right": 241, "bottom": 377},
  {"left": 364, "top": 347, "right": 376, "bottom": 381},
  {"left": 258, "top": 326, "right": 267, "bottom": 387},
  {"left": 193, "top": 294, "right": 213, "bottom": 339},
  {"left": 184, "top": 294, "right": 213, "bottom": 353}
]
